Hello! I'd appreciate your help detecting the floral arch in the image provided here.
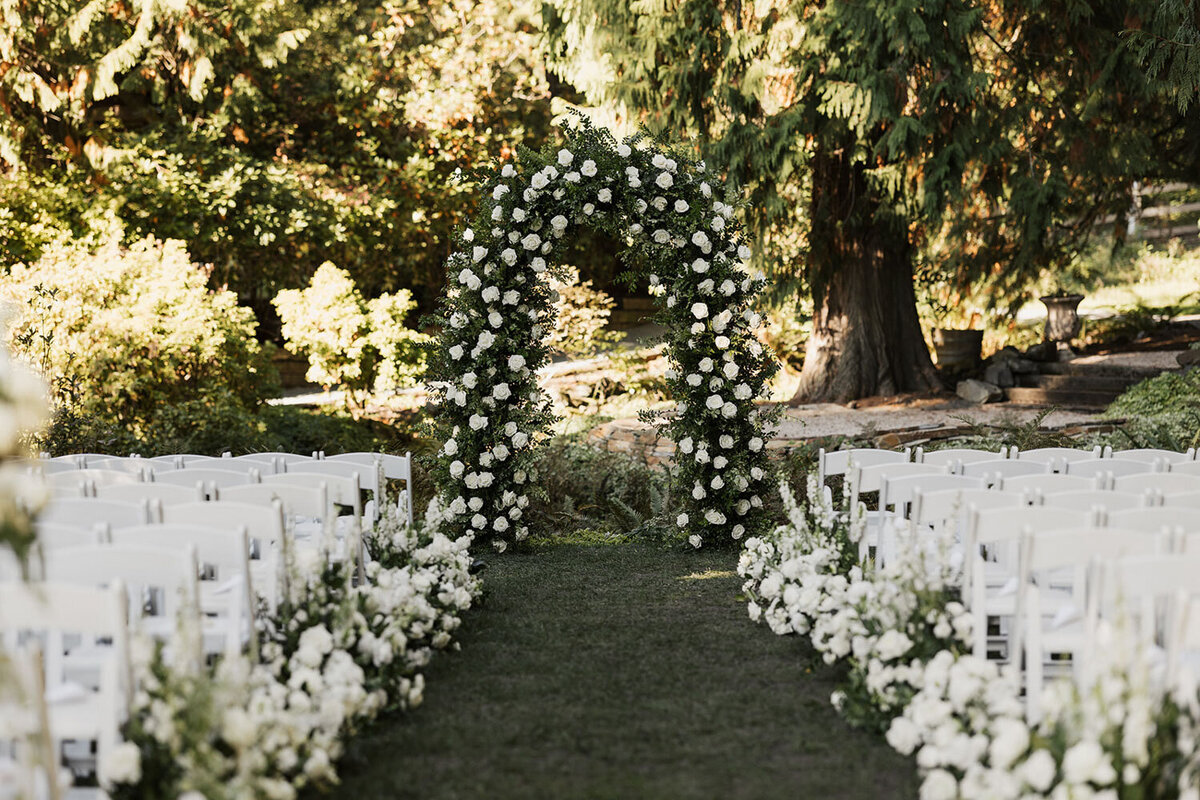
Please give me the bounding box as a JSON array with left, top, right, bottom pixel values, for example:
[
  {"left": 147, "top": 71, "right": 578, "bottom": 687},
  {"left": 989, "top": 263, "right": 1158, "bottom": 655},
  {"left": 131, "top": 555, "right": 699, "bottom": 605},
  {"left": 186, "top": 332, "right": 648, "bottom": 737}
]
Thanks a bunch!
[{"left": 427, "top": 123, "right": 778, "bottom": 551}]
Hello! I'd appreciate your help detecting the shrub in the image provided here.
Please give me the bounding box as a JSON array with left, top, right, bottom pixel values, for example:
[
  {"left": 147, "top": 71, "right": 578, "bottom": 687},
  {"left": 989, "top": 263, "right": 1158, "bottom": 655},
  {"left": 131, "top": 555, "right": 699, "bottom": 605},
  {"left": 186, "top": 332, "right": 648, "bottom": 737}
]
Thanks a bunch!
[
  {"left": 1106, "top": 367, "right": 1200, "bottom": 450},
  {"left": 1, "top": 236, "right": 278, "bottom": 448},
  {"left": 273, "top": 263, "right": 427, "bottom": 414},
  {"left": 545, "top": 265, "right": 623, "bottom": 357}
]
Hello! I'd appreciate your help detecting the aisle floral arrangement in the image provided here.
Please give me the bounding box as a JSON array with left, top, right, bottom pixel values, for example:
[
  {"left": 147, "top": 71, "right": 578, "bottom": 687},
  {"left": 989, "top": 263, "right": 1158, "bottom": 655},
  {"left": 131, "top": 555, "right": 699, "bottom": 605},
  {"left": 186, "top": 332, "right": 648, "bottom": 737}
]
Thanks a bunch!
[
  {"left": 109, "top": 500, "right": 480, "bottom": 800},
  {"left": 739, "top": 477, "right": 1200, "bottom": 799},
  {"left": 427, "top": 120, "right": 778, "bottom": 552}
]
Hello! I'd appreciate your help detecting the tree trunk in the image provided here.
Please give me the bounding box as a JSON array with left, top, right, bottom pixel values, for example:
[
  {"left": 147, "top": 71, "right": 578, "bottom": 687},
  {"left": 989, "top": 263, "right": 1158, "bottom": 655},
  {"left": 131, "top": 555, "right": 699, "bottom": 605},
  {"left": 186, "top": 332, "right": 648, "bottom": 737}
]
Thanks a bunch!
[{"left": 792, "top": 142, "right": 941, "bottom": 403}]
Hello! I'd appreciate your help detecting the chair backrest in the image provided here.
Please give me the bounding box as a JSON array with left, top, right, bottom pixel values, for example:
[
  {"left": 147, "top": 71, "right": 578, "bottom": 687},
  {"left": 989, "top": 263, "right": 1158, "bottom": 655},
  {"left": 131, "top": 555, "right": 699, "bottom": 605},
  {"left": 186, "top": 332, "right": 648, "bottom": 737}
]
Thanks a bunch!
[
  {"left": 1163, "top": 493, "right": 1200, "bottom": 510},
  {"left": 1010, "top": 446, "right": 1103, "bottom": 464},
  {"left": 1107, "top": 506, "right": 1200, "bottom": 535},
  {"left": 43, "top": 472, "right": 91, "bottom": 498},
  {"left": 1000, "top": 473, "right": 1096, "bottom": 495},
  {"left": 178, "top": 459, "right": 267, "bottom": 477},
  {"left": 1168, "top": 460, "right": 1200, "bottom": 476},
  {"left": 69, "top": 468, "right": 143, "bottom": 487},
  {"left": 0, "top": 646, "right": 61, "bottom": 798},
  {"left": 154, "top": 468, "right": 260, "bottom": 495},
  {"left": 163, "top": 500, "right": 283, "bottom": 546},
  {"left": 913, "top": 447, "right": 1002, "bottom": 469},
  {"left": 1115, "top": 473, "right": 1200, "bottom": 495},
  {"left": 216, "top": 482, "right": 329, "bottom": 520},
  {"left": 0, "top": 580, "right": 131, "bottom": 777},
  {"left": 911, "top": 487, "right": 1026, "bottom": 527},
  {"left": 880, "top": 474, "right": 984, "bottom": 515},
  {"left": 960, "top": 459, "right": 1048, "bottom": 481},
  {"left": 1105, "top": 446, "right": 1195, "bottom": 463},
  {"left": 1090, "top": 553, "right": 1200, "bottom": 645},
  {"left": 39, "top": 498, "right": 150, "bottom": 530},
  {"left": 325, "top": 451, "right": 413, "bottom": 481},
  {"left": 97, "top": 481, "right": 205, "bottom": 506},
  {"left": 42, "top": 543, "right": 201, "bottom": 630},
  {"left": 284, "top": 461, "right": 378, "bottom": 499},
  {"left": 267, "top": 471, "right": 361, "bottom": 510},
  {"left": 1064, "top": 459, "right": 1154, "bottom": 481},
  {"left": 970, "top": 505, "right": 1095, "bottom": 548},
  {"left": 86, "top": 457, "right": 154, "bottom": 476},
  {"left": 818, "top": 447, "right": 908, "bottom": 484},
  {"left": 28, "top": 459, "right": 81, "bottom": 475},
  {"left": 1021, "top": 526, "right": 1159, "bottom": 575},
  {"left": 34, "top": 521, "right": 110, "bottom": 551},
  {"left": 853, "top": 462, "right": 945, "bottom": 494},
  {"left": 1041, "top": 490, "right": 1150, "bottom": 513}
]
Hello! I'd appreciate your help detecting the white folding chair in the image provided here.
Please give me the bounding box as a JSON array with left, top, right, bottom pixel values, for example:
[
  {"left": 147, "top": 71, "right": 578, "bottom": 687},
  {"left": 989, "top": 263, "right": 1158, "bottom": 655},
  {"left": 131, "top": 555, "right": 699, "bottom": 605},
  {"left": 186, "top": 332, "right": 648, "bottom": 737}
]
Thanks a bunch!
[
  {"left": 960, "top": 459, "right": 1049, "bottom": 485},
  {"left": 913, "top": 447, "right": 1003, "bottom": 472},
  {"left": 324, "top": 452, "right": 414, "bottom": 527},
  {"left": 875, "top": 474, "right": 985, "bottom": 565},
  {"left": 1104, "top": 446, "right": 1195, "bottom": 464},
  {"left": 97, "top": 482, "right": 205, "bottom": 509},
  {"left": 109, "top": 525, "right": 255, "bottom": 660},
  {"left": 154, "top": 468, "right": 260, "bottom": 499},
  {"left": 910, "top": 487, "right": 1027, "bottom": 539},
  {"left": 41, "top": 544, "right": 202, "bottom": 660},
  {"left": 0, "top": 645, "right": 65, "bottom": 800},
  {"left": 286, "top": 461, "right": 381, "bottom": 520},
  {"left": 1000, "top": 473, "right": 1097, "bottom": 495},
  {"left": 1041, "top": 490, "right": 1151, "bottom": 513},
  {"left": 1010, "top": 446, "right": 1103, "bottom": 471},
  {"left": 818, "top": 447, "right": 908, "bottom": 486},
  {"left": 1107, "top": 506, "right": 1200, "bottom": 536},
  {"left": 162, "top": 501, "right": 285, "bottom": 610},
  {"left": 32, "top": 523, "right": 110, "bottom": 554},
  {"left": 27, "top": 459, "right": 80, "bottom": 475},
  {"left": 263, "top": 473, "right": 363, "bottom": 572},
  {"left": 1064, "top": 459, "right": 1155, "bottom": 486},
  {"left": 0, "top": 582, "right": 131, "bottom": 787},
  {"left": 849, "top": 462, "right": 946, "bottom": 562},
  {"left": 965, "top": 506, "right": 1097, "bottom": 658},
  {"left": 39, "top": 498, "right": 151, "bottom": 531},
  {"left": 1014, "top": 527, "right": 1160, "bottom": 721},
  {"left": 1116, "top": 473, "right": 1200, "bottom": 496},
  {"left": 1085, "top": 553, "right": 1200, "bottom": 673},
  {"left": 1162, "top": 493, "right": 1200, "bottom": 509}
]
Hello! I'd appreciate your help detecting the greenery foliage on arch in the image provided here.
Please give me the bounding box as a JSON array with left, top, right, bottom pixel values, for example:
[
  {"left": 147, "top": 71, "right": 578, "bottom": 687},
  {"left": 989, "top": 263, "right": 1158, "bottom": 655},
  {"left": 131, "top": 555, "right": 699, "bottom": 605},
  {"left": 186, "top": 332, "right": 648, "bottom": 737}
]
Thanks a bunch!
[{"left": 427, "top": 123, "right": 779, "bottom": 551}]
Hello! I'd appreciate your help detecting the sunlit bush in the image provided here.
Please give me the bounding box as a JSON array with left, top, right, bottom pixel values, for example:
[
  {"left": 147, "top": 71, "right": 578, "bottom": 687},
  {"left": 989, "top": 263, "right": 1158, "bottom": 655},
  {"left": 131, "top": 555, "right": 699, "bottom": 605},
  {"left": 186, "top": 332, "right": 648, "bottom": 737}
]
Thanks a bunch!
[
  {"left": 273, "top": 262, "right": 427, "bottom": 414},
  {"left": 1, "top": 236, "right": 277, "bottom": 445}
]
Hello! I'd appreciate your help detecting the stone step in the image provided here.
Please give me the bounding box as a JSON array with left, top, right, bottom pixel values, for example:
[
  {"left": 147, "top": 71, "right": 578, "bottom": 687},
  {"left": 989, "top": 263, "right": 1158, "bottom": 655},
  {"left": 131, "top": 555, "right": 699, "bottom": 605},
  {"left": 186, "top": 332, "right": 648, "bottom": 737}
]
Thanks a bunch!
[
  {"left": 1004, "top": 387, "right": 1120, "bottom": 408},
  {"left": 1016, "top": 374, "right": 1137, "bottom": 393},
  {"left": 1035, "top": 360, "right": 1174, "bottom": 380}
]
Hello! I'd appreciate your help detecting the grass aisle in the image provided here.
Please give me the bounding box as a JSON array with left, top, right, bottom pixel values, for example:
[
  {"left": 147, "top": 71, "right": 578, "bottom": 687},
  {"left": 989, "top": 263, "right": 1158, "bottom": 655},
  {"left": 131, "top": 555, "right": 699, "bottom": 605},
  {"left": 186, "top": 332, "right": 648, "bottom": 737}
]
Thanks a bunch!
[{"left": 335, "top": 541, "right": 917, "bottom": 799}]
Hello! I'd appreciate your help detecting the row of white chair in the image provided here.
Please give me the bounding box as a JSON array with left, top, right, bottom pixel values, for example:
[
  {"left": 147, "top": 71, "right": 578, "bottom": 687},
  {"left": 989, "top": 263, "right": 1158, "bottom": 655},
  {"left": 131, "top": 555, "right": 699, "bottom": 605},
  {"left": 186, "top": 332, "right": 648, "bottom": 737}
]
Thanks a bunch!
[{"left": 30, "top": 451, "right": 415, "bottom": 527}]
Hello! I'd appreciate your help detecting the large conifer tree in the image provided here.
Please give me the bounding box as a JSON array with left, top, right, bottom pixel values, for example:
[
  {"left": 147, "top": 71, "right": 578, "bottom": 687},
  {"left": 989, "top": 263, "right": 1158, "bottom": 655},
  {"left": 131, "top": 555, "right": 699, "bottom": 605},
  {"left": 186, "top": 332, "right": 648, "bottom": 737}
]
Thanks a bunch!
[{"left": 544, "top": 0, "right": 1198, "bottom": 401}]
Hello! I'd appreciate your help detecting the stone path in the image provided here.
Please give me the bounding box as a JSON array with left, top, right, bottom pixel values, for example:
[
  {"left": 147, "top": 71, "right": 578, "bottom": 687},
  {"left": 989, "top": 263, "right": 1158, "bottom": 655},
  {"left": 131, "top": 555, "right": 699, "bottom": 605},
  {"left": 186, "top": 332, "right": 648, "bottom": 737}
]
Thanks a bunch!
[{"left": 334, "top": 543, "right": 916, "bottom": 800}]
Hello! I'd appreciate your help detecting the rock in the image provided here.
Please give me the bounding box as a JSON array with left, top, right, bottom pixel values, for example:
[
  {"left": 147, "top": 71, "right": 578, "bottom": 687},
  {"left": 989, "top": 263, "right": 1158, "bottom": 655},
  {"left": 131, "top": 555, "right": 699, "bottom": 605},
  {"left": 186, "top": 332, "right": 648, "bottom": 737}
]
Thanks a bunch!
[
  {"left": 1177, "top": 349, "right": 1200, "bottom": 367},
  {"left": 1008, "top": 358, "right": 1039, "bottom": 374},
  {"left": 983, "top": 362, "right": 1015, "bottom": 388},
  {"left": 956, "top": 379, "right": 1003, "bottom": 404}
]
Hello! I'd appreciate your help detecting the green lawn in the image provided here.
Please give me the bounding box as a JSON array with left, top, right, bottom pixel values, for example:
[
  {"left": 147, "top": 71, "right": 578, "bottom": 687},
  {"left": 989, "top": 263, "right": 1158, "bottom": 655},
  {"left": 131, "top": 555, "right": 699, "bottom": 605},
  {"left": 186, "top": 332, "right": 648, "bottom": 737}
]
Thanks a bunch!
[{"left": 332, "top": 539, "right": 916, "bottom": 800}]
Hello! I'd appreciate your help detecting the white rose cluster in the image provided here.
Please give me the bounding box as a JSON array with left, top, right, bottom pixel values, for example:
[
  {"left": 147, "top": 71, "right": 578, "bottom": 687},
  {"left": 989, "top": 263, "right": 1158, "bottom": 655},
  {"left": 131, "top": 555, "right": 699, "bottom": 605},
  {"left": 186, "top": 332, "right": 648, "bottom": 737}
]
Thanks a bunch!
[{"left": 738, "top": 474, "right": 1192, "bottom": 800}]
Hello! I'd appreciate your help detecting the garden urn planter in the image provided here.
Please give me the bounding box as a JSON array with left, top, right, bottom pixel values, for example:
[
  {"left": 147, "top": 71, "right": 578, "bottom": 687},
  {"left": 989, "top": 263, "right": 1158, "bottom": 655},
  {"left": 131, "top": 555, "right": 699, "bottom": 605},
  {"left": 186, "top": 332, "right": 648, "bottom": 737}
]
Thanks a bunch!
[
  {"left": 1039, "top": 294, "right": 1084, "bottom": 360},
  {"left": 932, "top": 328, "right": 984, "bottom": 369}
]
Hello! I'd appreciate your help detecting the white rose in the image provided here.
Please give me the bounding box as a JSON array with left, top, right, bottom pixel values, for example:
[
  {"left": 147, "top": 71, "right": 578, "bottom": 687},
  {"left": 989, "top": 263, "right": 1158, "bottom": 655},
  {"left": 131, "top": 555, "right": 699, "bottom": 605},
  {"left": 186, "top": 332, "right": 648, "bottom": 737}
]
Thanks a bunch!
[
  {"left": 503, "top": 290, "right": 520, "bottom": 304},
  {"left": 463, "top": 227, "right": 475, "bottom": 241},
  {"left": 688, "top": 534, "right": 702, "bottom": 548},
  {"left": 508, "top": 354, "right": 526, "bottom": 371},
  {"left": 449, "top": 345, "right": 464, "bottom": 360},
  {"left": 494, "top": 517, "right": 510, "bottom": 532},
  {"left": 691, "top": 303, "right": 708, "bottom": 319},
  {"left": 678, "top": 437, "right": 694, "bottom": 453},
  {"left": 522, "top": 233, "right": 541, "bottom": 250},
  {"left": 597, "top": 188, "right": 612, "bottom": 202},
  {"left": 919, "top": 769, "right": 957, "bottom": 800},
  {"left": 471, "top": 514, "right": 487, "bottom": 529},
  {"left": 711, "top": 216, "right": 725, "bottom": 231},
  {"left": 443, "top": 439, "right": 458, "bottom": 456},
  {"left": 551, "top": 214, "right": 568, "bottom": 231},
  {"left": 501, "top": 248, "right": 517, "bottom": 265},
  {"left": 493, "top": 383, "right": 511, "bottom": 401},
  {"left": 692, "top": 258, "right": 709, "bottom": 273},
  {"left": 469, "top": 497, "right": 484, "bottom": 511},
  {"left": 481, "top": 286, "right": 500, "bottom": 302},
  {"left": 472, "top": 246, "right": 487, "bottom": 262},
  {"left": 557, "top": 149, "right": 573, "bottom": 166},
  {"left": 675, "top": 199, "right": 689, "bottom": 213},
  {"left": 581, "top": 159, "right": 597, "bottom": 177},
  {"left": 489, "top": 311, "right": 503, "bottom": 327},
  {"left": 617, "top": 143, "right": 631, "bottom": 157},
  {"left": 469, "top": 414, "right": 489, "bottom": 430},
  {"left": 501, "top": 164, "right": 516, "bottom": 177},
  {"left": 656, "top": 171, "right": 674, "bottom": 189},
  {"left": 583, "top": 203, "right": 595, "bottom": 215},
  {"left": 450, "top": 460, "right": 465, "bottom": 478},
  {"left": 492, "top": 184, "right": 509, "bottom": 200}
]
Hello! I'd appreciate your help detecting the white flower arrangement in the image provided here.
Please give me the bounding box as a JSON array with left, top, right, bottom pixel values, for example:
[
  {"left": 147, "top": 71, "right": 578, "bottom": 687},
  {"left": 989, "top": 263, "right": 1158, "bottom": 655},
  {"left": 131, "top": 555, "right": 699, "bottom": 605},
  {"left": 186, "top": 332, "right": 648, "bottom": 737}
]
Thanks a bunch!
[
  {"left": 739, "top": 475, "right": 1200, "bottom": 800},
  {"left": 427, "top": 121, "right": 778, "bottom": 550},
  {"left": 109, "top": 499, "right": 481, "bottom": 799}
]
